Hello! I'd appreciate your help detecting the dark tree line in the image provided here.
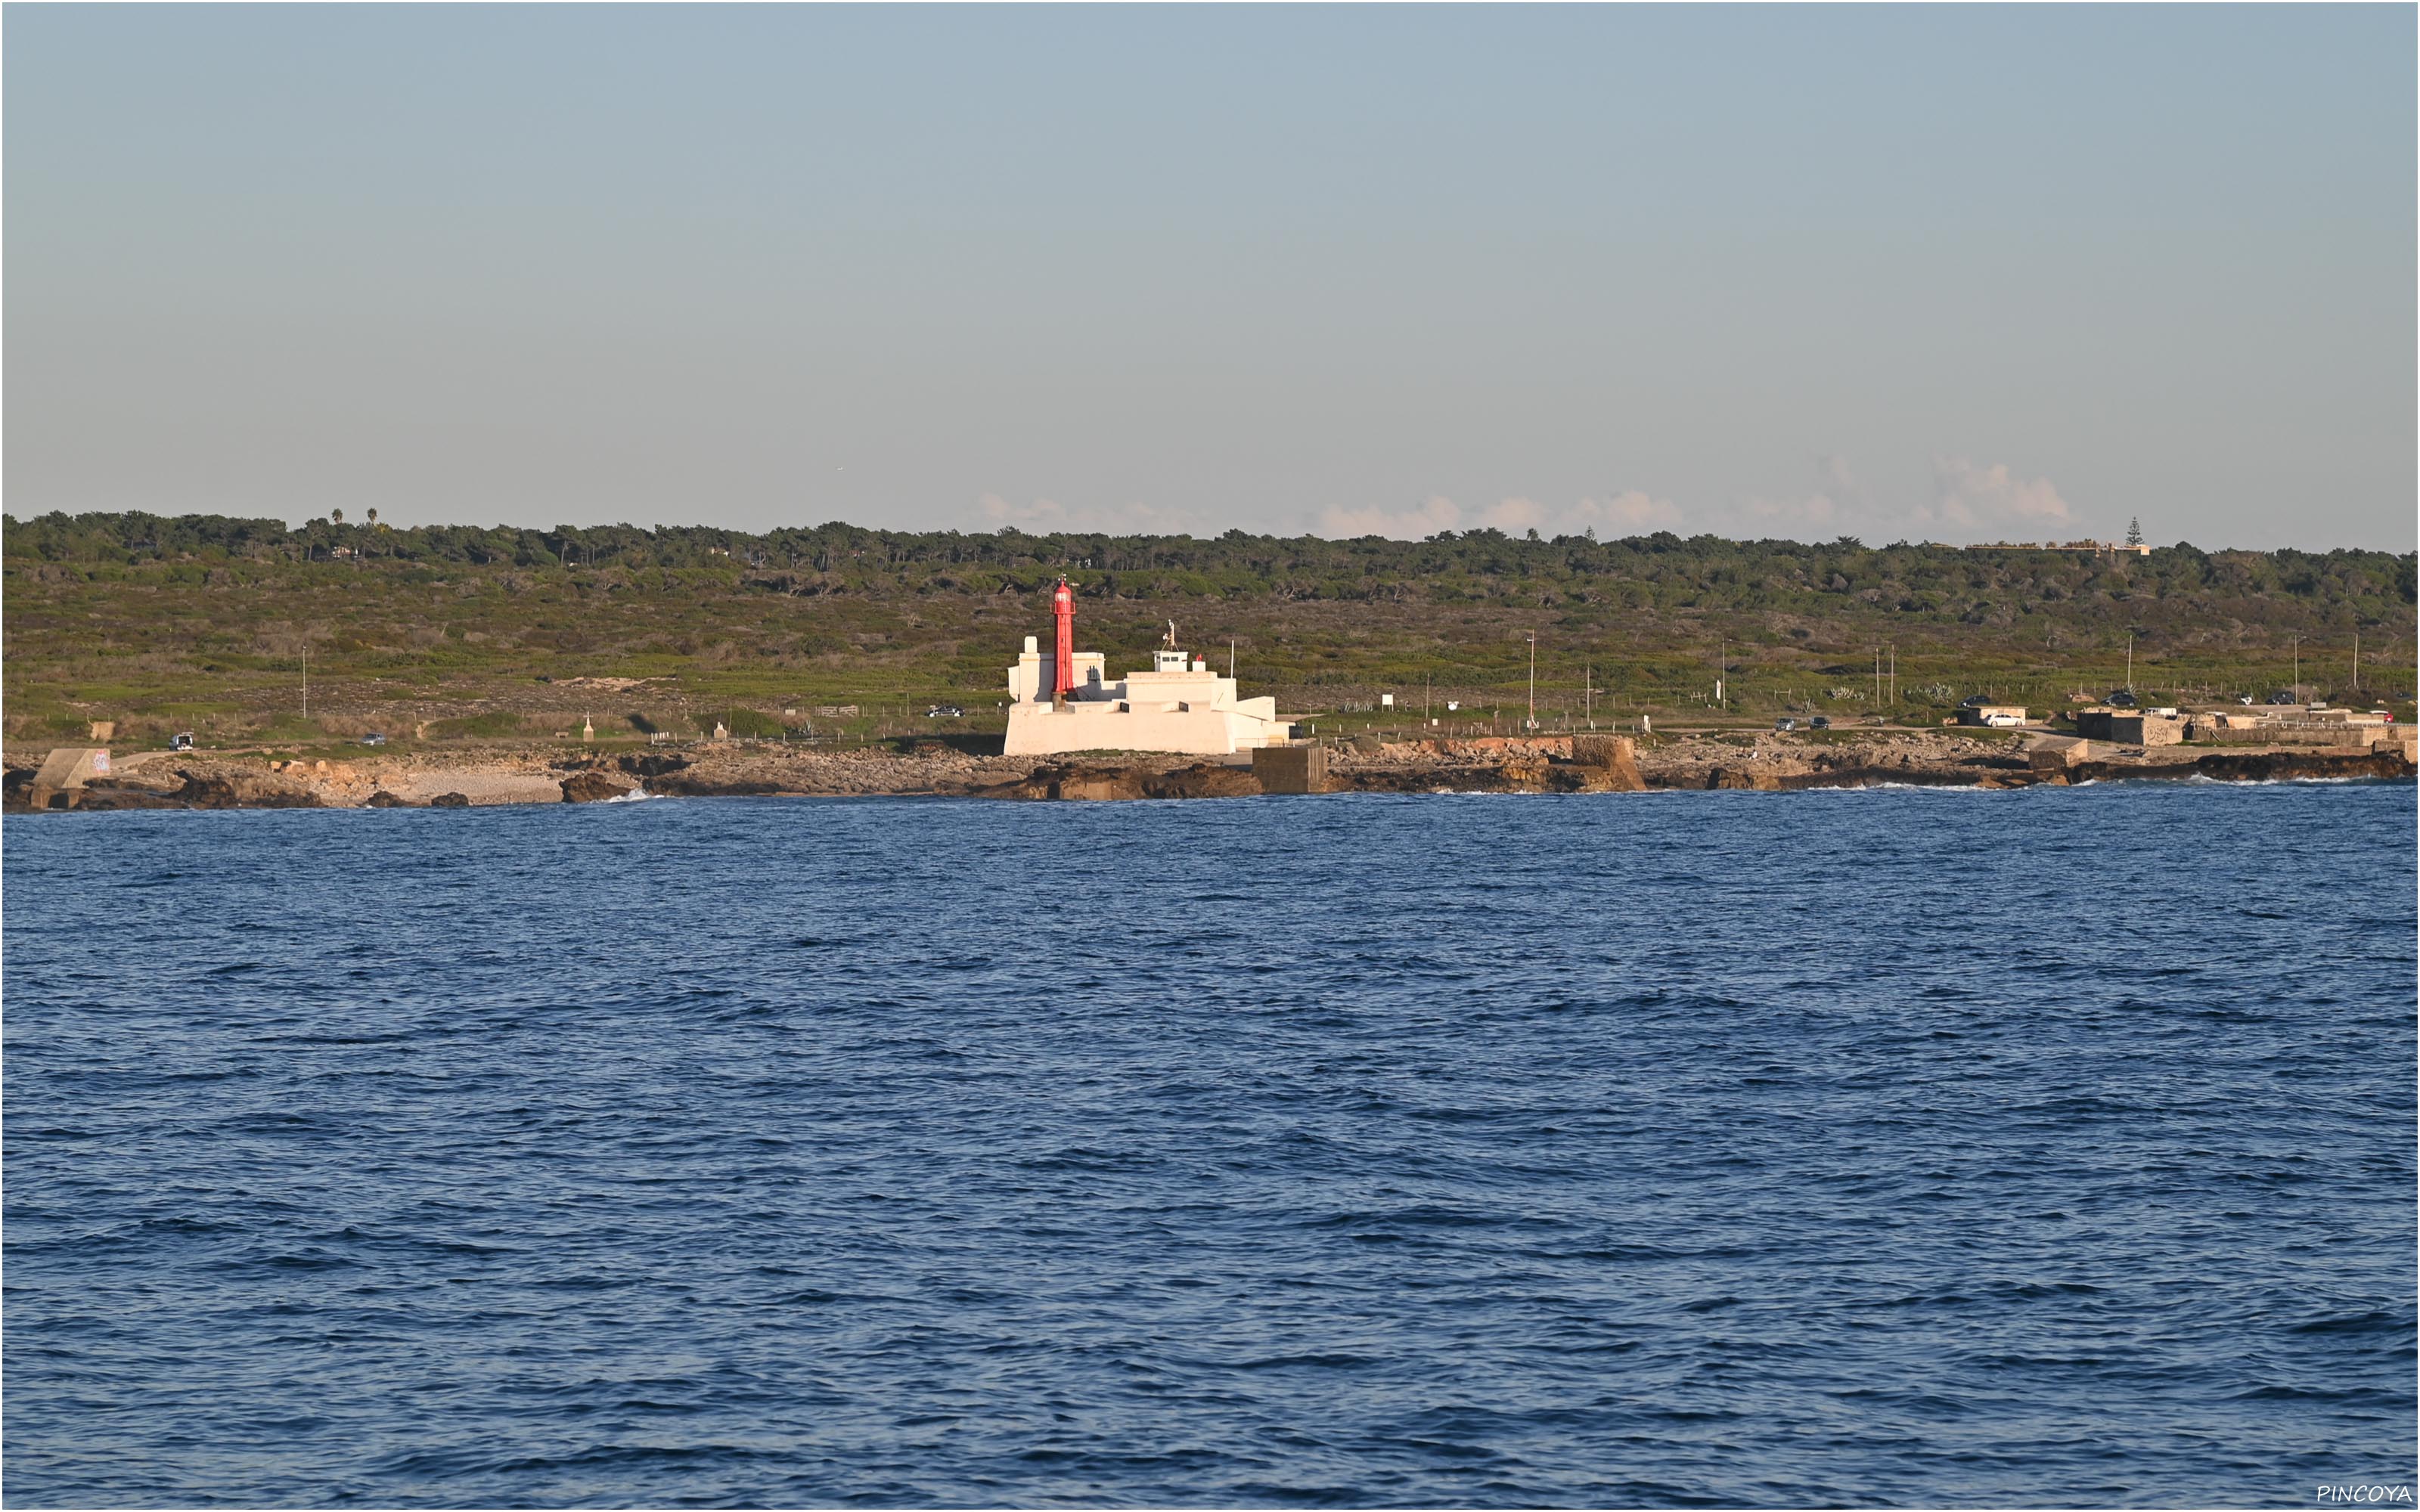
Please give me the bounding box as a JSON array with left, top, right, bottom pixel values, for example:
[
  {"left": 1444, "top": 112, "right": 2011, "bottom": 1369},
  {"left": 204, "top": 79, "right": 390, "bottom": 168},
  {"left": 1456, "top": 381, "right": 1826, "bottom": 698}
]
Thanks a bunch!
[{"left": 5, "top": 510, "right": 2412, "bottom": 628}]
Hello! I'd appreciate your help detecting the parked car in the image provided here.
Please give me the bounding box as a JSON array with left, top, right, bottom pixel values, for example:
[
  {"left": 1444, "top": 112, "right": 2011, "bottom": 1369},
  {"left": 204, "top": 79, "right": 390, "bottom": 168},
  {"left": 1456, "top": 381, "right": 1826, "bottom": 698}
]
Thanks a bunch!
[
  {"left": 1774, "top": 717, "right": 1798, "bottom": 732},
  {"left": 360, "top": 733, "right": 386, "bottom": 747},
  {"left": 2266, "top": 691, "right": 2298, "bottom": 705},
  {"left": 169, "top": 731, "right": 196, "bottom": 752},
  {"left": 924, "top": 705, "right": 965, "bottom": 719},
  {"left": 2106, "top": 689, "right": 2139, "bottom": 708},
  {"left": 1959, "top": 694, "right": 1989, "bottom": 708},
  {"left": 2236, "top": 694, "right": 2255, "bottom": 705},
  {"left": 1983, "top": 712, "right": 2024, "bottom": 728},
  {"left": 1810, "top": 716, "right": 1831, "bottom": 730}
]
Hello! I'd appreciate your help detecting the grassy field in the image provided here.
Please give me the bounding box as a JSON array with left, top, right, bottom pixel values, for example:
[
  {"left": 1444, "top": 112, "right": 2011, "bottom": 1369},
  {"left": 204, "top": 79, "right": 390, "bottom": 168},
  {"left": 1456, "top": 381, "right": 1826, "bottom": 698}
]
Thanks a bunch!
[{"left": 8, "top": 538, "right": 2411, "bottom": 754}]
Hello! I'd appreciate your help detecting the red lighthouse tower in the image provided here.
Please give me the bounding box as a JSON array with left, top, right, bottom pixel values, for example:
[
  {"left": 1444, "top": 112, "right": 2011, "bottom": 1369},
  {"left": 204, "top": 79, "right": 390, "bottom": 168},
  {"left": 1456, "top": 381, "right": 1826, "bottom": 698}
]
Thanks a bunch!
[{"left": 1050, "top": 576, "right": 1077, "bottom": 703}]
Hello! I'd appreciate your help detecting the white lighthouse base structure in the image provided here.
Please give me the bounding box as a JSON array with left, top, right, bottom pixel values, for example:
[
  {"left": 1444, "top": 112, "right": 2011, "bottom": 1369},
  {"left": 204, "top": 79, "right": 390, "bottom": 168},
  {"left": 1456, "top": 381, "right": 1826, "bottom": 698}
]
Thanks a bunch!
[{"left": 1002, "top": 636, "right": 1291, "bottom": 757}]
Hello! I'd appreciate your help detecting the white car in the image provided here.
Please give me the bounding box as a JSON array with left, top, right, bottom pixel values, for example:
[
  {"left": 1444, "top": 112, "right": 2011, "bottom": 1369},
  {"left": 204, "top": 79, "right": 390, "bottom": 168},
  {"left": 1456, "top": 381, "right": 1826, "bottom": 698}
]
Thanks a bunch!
[{"left": 1982, "top": 712, "right": 2025, "bottom": 728}]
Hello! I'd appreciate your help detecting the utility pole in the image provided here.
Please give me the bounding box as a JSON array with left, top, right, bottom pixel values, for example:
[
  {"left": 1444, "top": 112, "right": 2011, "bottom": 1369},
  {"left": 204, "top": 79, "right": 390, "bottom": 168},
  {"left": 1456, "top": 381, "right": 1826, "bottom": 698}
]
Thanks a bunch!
[
  {"left": 1230, "top": 639, "right": 1236, "bottom": 679},
  {"left": 1584, "top": 662, "right": 1593, "bottom": 727},
  {"left": 2126, "top": 634, "right": 2133, "bottom": 692},
  {"left": 1525, "top": 632, "right": 1537, "bottom": 731},
  {"left": 2292, "top": 634, "right": 2300, "bottom": 702},
  {"left": 301, "top": 639, "right": 309, "bottom": 720},
  {"left": 1888, "top": 643, "right": 1896, "bottom": 706},
  {"left": 2352, "top": 631, "right": 2359, "bottom": 696}
]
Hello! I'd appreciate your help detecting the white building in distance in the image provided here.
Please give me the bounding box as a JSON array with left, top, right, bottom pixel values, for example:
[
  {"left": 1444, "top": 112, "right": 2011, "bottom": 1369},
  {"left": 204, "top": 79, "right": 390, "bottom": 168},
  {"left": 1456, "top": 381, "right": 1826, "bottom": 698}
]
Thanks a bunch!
[{"left": 1003, "top": 624, "right": 1291, "bottom": 757}]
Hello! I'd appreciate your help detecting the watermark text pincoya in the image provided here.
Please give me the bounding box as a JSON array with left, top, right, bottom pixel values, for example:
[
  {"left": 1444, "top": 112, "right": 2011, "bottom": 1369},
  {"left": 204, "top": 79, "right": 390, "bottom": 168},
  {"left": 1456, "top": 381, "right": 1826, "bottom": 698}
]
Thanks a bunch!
[{"left": 2318, "top": 1486, "right": 2414, "bottom": 1504}]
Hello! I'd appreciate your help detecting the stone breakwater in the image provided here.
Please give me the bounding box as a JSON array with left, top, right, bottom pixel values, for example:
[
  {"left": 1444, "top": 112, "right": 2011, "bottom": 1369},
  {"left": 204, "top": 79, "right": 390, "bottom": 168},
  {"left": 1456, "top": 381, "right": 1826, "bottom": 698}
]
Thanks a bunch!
[{"left": 5, "top": 732, "right": 2411, "bottom": 812}]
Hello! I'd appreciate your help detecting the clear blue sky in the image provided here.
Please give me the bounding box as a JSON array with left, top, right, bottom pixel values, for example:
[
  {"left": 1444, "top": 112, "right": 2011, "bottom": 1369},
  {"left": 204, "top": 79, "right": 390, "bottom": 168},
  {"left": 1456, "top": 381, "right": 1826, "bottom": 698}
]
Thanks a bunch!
[{"left": 7, "top": 5, "right": 2412, "bottom": 548}]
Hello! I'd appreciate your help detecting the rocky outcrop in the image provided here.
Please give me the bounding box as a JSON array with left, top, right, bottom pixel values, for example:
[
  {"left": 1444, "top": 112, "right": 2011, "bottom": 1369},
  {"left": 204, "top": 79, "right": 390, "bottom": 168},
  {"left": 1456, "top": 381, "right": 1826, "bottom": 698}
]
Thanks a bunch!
[
  {"left": 1331, "top": 764, "right": 1516, "bottom": 794},
  {"left": 61, "top": 785, "right": 191, "bottom": 810},
  {"left": 1706, "top": 765, "right": 1786, "bottom": 791},
  {"left": 970, "top": 761, "right": 1264, "bottom": 801},
  {"left": 637, "top": 770, "right": 787, "bottom": 798},
  {"left": 617, "top": 752, "right": 693, "bottom": 779},
  {"left": 170, "top": 769, "right": 320, "bottom": 808},
  {"left": 1143, "top": 763, "right": 1263, "bottom": 800},
  {"left": 429, "top": 792, "right": 472, "bottom": 807},
  {"left": 365, "top": 790, "right": 414, "bottom": 807},
  {"left": 2071, "top": 748, "right": 2415, "bottom": 785},
  {"left": 982, "top": 764, "right": 1150, "bottom": 801},
  {"left": 1569, "top": 736, "right": 1647, "bottom": 792},
  {"left": 560, "top": 771, "right": 637, "bottom": 803},
  {"left": 1497, "top": 754, "right": 1552, "bottom": 792}
]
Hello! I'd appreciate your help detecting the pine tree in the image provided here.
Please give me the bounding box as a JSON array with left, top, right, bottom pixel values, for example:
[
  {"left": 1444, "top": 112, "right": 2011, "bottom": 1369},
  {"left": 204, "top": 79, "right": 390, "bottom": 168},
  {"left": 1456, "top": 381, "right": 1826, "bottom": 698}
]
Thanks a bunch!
[{"left": 2126, "top": 516, "right": 2144, "bottom": 547}]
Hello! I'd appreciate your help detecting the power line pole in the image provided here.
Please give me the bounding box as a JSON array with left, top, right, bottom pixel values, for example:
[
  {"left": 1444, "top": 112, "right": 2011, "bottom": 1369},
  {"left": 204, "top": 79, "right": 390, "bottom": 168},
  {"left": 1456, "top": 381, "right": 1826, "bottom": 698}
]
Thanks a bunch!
[
  {"left": 301, "top": 639, "right": 309, "bottom": 720},
  {"left": 1525, "top": 632, "right": 1537, "bottom": 731}
]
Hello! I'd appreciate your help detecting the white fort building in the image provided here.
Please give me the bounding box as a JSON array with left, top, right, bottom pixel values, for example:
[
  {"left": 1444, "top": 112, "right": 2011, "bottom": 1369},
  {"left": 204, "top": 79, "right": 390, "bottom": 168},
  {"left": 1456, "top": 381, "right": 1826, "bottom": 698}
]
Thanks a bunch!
[{"left": 1002, "top": 584, "right": 1291, "bottom": 757}]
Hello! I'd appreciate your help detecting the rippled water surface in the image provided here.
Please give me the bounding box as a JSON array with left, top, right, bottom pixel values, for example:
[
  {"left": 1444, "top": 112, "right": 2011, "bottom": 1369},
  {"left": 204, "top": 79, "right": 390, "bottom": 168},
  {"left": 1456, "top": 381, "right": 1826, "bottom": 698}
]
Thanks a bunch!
[{"left": 6, "top": 782, "right": 2415, "bottom": 1507}]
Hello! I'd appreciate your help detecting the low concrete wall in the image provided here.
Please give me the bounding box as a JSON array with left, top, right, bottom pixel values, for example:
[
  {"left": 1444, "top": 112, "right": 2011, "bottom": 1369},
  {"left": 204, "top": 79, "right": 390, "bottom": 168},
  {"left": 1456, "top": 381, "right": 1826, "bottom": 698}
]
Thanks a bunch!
[
  {"left": 29, "top": 747, "right": 111, "bottom": 810},
  {"left": 1253, "top": 743, "right": 1328, "bottom": 795},
  {"left": 2076, "top": 711, "right": 2183, "bottom": 745},
  {"left": 2187, "top": 725, "right": 2371, "bottom": 746},
  {"left": 2028, "top": 737, "right": 2091, "bottom": 773}
]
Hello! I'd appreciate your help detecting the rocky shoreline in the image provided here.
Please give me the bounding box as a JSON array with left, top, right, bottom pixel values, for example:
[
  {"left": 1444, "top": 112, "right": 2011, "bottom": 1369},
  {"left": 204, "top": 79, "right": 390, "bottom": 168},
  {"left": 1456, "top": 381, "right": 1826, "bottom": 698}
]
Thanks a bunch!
[{"left": 7, "top": 729, "right": 2412, "bottom": 813}]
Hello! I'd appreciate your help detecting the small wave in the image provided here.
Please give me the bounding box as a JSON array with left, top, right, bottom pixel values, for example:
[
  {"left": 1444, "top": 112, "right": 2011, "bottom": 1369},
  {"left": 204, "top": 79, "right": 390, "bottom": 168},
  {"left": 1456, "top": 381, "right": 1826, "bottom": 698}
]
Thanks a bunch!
[
  {"left": 2291, "top": 1309, "right": 2411, "bottom": 1336},
  {"left": 1797, "top": 780, "right": 2002, "bottom": 795}
]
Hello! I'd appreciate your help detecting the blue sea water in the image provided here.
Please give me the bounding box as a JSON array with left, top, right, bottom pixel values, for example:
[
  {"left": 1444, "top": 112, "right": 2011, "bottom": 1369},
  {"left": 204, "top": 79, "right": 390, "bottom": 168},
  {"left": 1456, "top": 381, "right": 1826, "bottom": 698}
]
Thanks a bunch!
[{"left": 4, "top": 781, "right": 2414, "bottom": 1508}]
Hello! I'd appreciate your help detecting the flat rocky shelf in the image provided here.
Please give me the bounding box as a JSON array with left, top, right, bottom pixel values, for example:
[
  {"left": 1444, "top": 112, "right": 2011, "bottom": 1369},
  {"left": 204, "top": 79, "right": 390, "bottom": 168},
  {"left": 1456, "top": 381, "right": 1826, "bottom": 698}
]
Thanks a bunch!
[{"left": 8, "top": 730, "right": 2412, "bottom": 812}]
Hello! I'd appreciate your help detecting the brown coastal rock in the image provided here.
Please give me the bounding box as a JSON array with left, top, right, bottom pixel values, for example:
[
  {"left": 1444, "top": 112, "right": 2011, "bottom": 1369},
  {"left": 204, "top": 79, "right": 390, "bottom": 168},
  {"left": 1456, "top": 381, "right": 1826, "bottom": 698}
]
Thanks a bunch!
[{"left": 560, "top": 771, "right": 637, "bottom": 803}]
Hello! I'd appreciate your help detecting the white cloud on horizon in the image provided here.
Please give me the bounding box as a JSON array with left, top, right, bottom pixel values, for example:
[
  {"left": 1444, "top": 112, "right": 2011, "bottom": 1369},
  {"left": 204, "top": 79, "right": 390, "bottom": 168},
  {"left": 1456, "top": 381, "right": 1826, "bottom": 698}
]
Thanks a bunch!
[
  {"left": 1559, "top": 491, "right": 1686, "bottom": 535},
  {"left": 1317, "top": 491, "right": 1684, "bottom": 540},
  {"left": 975, "top": 493, "right": 1199, "bottom": 535},
  {"left": 1318, "top": 494, "right": 1467, "bottom": 539},
  {"left": 1719, "top": 455, "right": 2079, "bottom": 544},
  {"left": 1919, "top": 457, "right": 2077, "bottom": 537},
  {"left": 981, "top": 457, "right": 2075, "bottom": 547}
]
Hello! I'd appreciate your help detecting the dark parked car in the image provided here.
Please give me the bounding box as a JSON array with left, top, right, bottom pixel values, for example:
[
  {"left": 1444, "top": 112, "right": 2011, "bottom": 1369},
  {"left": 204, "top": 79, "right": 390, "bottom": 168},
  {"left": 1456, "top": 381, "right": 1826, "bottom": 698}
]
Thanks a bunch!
[
  {"left": 924, "top": 705, "right": 965, "bottom": 719},
  {"left": 2266, "top": 692, "right": 2298, "bottom": 705},
  {"left": 1810, "top": 715, "right": 1831, "bottom": 730},
  {"left": 2106, "top": 689, "right": 2139, "bottom": 708}
]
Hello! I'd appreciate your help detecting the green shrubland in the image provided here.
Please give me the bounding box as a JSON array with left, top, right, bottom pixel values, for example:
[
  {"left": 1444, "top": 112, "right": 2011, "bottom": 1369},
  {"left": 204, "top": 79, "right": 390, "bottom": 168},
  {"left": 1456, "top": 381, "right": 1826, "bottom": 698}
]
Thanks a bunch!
[{"left": 5, "top": 511, "right": 2412, "bottom": 748}]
